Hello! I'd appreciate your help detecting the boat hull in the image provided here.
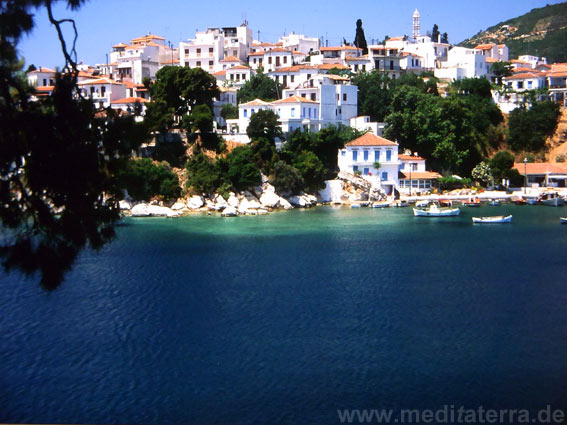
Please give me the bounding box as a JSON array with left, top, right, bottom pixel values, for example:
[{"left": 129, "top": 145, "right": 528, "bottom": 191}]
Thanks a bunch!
[
  {"left": 413, "top": 207, "right": 460, "bottom": 217},
  {"left": 472, "top": 215, "right": 512, "bottom": 224}
]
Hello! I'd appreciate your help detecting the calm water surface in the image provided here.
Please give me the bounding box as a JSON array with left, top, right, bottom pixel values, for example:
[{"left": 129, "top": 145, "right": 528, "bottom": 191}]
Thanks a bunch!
[{"left": 1, "top": 206, "right": 567, "bottom": 424}]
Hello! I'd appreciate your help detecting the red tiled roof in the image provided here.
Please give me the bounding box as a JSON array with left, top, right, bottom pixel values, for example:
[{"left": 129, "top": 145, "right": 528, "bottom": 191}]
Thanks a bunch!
[
  {"left": 112, "top": 43, "right": 128, "bottom": 48},
  {"left": 475, "top": 43, "right": 496, "bottom": 50},
  {"left": 112, "top": 97, "right": 149, "bottom": 104},
  {"left": 35, "top": 85, "right": 55, "bottom": 91},
  {"left": 513, "top": 163, "right": 567, "bottom": 175},
  {"left": 346, "top": 133, "right": 397, "bottom": 147},
  {"left": 264, "top": 47, "right": 292, "bottom": 53},
  {"left": 272, "top": 95, "right": 318, "bottom": 104},
  {"left": 78, "top": 77, "right": 122, "bottom": 85},
  {"left": 400, "top": 171, "right": 441, "bottom": 179},
  {"left": 398, "top": 154, "right": 425, "bottom": 161},
  {"left": 504, "top": 72, "right": 543, "bottom": 80},
  {"left": 28, "top": 67, "right": 56, "bottom": 74},
  {"left": 240, "top": 99, "right": 271, "bottom": 107},
  {"left": 320, "top": 46, "right": 361, "bottom": 52},
  {"left": 228, "top": 65, "right": 251, "bottom": 70},
  {"left": 220, "top": 56, "right": 241, "bottom": 63},
  {"left": 249, "top": 51, "right": 265, "bottom": 56},
  {"left": 212, "top": 70, "right": 227, "bottom": 76}
]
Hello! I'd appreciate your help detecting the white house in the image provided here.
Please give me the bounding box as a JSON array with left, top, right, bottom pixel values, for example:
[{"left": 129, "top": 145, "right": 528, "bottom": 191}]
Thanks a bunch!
[
  {"left": 475, "top": 43, "right": 509, "bottom": 62},
  {"left": 349, "top": 116, "right": 386, "bottom": 136},
  {"left": 27, "top": 67, "right": 56, "bottom": 88},
  {"left": 225, "top": 65, "right": 254, "bottom": 87},
  {"left": 262, "top": 48, "right": 294, "bottom": 72},
  {"left": 435, "top": 46, "right": 489, "bottom": 81},
  {"left": 109, "top": 34, "right": 168, "bottom": 84},
  {"left": 337, "top": 133, "right": 400, "bottom": 194},
  {"left": 397, "top": 153, "right": 441, "bottom": 194},
  {"left": 213, "top": 87, "right": 238, "bottom": 128},
  {"left": 279, "top": 32, "right": 320, "bottom": 54},
  {"left": 110, "top": 97, "right": 149, "bottom": 118},
  {"left": 77, "top": 77, "right": 126, "bottom": 108}
]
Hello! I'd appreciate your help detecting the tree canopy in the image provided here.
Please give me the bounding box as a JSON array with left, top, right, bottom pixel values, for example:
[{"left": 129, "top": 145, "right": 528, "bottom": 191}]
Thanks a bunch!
[
  {"left": 0, "top": 0, "right": 149, "bottom": 288},
  {"left": 237, "top": 72, "right": 282, "bottom": 104}
]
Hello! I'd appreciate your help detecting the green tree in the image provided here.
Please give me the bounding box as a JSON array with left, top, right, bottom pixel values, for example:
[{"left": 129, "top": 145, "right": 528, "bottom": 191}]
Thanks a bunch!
[
  {"left": 490, "top": 61, "right": 513, "bottom": 85},
  {"left": 293, "top": 151, "right": 326, "bottom": 192},
  {"left": 152, "top": 135, "right": 187, "bottom": 168},
  {"left": 508, "top": 101, "right": 560, "bottom": 152},
  {"left": 185, "top": 153, "right": 224, "bottom": 195},
  {"left": 220, "top": 103, "right": 238, "bottom": 121},
  {"left": 237, "top": 71, "right": 282, "bottom": 104},
  {"left": 187, "top": 104, "right": 214, "bottom": 134},
  {"left": 351, "top": 71, "right": 393, "bottom": 121},
  {"left": 226, "top": 146, "right": 262, "bottom": 190},
  {"left": 489, "top": 151, "right": 515, "bottom": 183},
  {"left": 353, "top": 19, "right": 369, "bottom": 55},
  {"left": 431, "top": 24, "right": 440, "bottom": 42},
  {"left": 246, "top": 109, "right": 283, "bottom": 141},
  {"left": 270, "top": 161, "right": 304, "bottom": 195},
  {"left": 118, "top": 158, "right": 181, "bottom": 201},
  {"left": 0, "top": 0, "right": 150, "bottom": 288},
  {"left": 441, "top": 32, "right": 449, "bottom": 44},
  {"left": 146, "top": 66, "right": 219, "bottom": 132}
]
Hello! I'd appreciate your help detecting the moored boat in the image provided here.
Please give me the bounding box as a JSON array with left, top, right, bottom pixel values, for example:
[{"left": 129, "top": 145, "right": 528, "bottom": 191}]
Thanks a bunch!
[
  {"left": 415, "top": 200, "right": 430, "bottom": 208},
  {"left": 438, "top": 199, "right": 452, "bottom": 207},
  {"left": 487, "top": 199, "right": 501, "bottom": 206},
  {"left": 463, "top": 197, "right": 481, "bottom": 207},
  {"left": 526, "top": 198, "right": 539, "bottom": 205},
  {"left": 390, "top": 200, "right": 409, "bottom": 208},
  {"left": 413, "top": 204, "right": 460, "bottom": 217},
  {"left": 372, "top": 201, "right": 390, "bottom": 208},
  {"left": 511, "top": 196, "right": 526, "bottom": 205},
  {"left": 561, "top": 217, "right": 567, "bottom": 224},
  {"left": 472, "top": 215, "right": 512, "bottom": 224},
  {"left": 538, "top": 192, "right": 564, "bottom": 207}
]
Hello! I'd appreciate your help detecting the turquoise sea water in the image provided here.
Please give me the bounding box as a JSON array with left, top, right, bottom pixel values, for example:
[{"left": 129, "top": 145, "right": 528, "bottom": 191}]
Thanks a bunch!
[{"left": 1, "top": 205, "right": 567, "bottom": 424}]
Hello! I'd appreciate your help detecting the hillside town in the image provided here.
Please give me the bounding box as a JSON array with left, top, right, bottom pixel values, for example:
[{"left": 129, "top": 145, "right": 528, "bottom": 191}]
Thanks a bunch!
[{"left": 26, "top": 10, "right": 567, "bottom": 215}]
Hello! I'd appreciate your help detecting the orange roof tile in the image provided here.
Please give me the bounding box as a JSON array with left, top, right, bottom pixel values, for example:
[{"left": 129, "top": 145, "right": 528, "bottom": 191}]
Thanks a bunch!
[
  {"left": 212, "top": 70, "right": 227, "bottom": 76},
  {"left": 320, "top": 46, "right": 361, "bottom": 52},
  {"left": 112, "top": 43, "right": 128, "bottom": 48},
  {"left": 475, "top": 43, "right": 496, "bottom": 50},
  {"left": 35, "top": 85, "right": 55, "bottom": 91},
  {"left": 265, "top": 47, "right": 292, "bottom": 53},
  {"left": 112, "top": 97, "right": 149, "bottom": 104},
  {"left": 485, "top": 57, "right": 499, "bottom": 63},
  {"left": 77, "top": 77, "right": 122, "bottom": 86},
  {"left": 272, "top": 95, "right": 318, "bottom": 104},
  {"left": 346, "top": 133, "right": 397, "bottom": 147},
  {"left": 228, "top": 65, "right": 251, "bottom": 70},
  {"left": 317, "top": 63, "right": 350, "bottom": 70},
  {"left": 400, "top": 171, "right": 441, "bottom": 179},
  {"left": 249, "top": 51, "right": 265, "bottom": 56},
  {"left": 398, "top": 154, "right": 425, "bottom": 161},
  {"left": 386, "top": 36, "right": 404, "bottom": 41},
  {"left": 220, "top": 56, "right": 241, "bottom": 62},
  {"left": 504, "top": 72, "right": 543, "bottom": 80},
  {"left": 513, "top": 163, "right": 567, "bottom": 175},
  {"left": 240, "top": 99, "right": 271, "bottom": 107}
]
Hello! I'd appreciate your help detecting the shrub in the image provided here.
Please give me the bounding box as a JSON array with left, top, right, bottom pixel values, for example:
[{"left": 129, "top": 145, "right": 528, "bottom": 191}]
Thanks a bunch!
[
  {"left": 226, "top": 146, "right": 262, "bottom": 191},
  {"left": 270, "top": 161, "right": 304, "bottom": 195},
  {"left": 119, "top": 158, "right": 181, "bottom": 201}
]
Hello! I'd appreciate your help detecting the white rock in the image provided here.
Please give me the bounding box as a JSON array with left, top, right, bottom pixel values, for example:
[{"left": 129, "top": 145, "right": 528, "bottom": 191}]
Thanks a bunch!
[
  {"left": 171, "top": 201, "right": 186, "bottom": 211},
  {"left": 260, "top": 191, "right": 280, "bottom": 208},
  {"left": 227, "top": 193, "right": 240, "bottom": 208},
  {"left": 131, "top": 203, "right": 151, "bottom": 217},
  {"left": 131, "top": 203, "right": 176, "bottom": 217},
  {"left": 187, "top": 195, "right": 204, "bottom": 209},
  {"left": 212, "top": 194, "right": 228, "bottom": 211},
  {"left": 119, "top": 200, "right": 132, "bottom": 210},
  {"left": 257, "top": 209, "right": 269, "bottom": 215},
  {"left": 289, "top": 195, "right": 307, "bottom": 207},
  {"left": 221, "top": 206, "right": 238, "bottom": 217},
  {"left": 304, "top": 194, "right": 318, "bottom": 205},
  {"left": 263, "top": 182, "right": 276, "bottom": 193},
  {"left": 279, "top": 197, "right": 293, "bottom": 210},
  {"left": 238, "top": 198, "right": 251, "bottom": 214},
  {"left": 246, "top": 199, "right": 262, "bottom": 210}
]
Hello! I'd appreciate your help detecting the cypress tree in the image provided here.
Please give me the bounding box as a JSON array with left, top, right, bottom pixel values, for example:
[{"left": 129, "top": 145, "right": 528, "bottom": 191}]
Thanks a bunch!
[{"left": 353, "top": 19, "right": 369, "bottom": 55}]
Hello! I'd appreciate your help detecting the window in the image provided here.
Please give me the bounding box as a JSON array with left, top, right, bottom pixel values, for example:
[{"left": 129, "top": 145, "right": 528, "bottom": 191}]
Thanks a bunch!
[
  {"left": 303, "top": 108, "right": 305, "bottom": 117},
  {"left": 341, "top": 150, "right": 346, "bottom": 156},
  {"left": 184, "top": 49, "right": 189, "bottom": 55},
  {"left": 283, "top": 56, "right": 287, "bottom": 64},
  {"left": 374, "top": 150, "right": 380, "bottom": 161},
  {"left": 517, "top": 81, "right": 524, "bottom": 89},
  {"left": 251, "top": 109, "right": 255, "bottom": 115},
  {"left": 343, "top": 93, "right": 347, "bottom": 101},
  {"left": 291, "top": 75, "right": 294, "bottom": 83},
  {"left": 363, "top": 150, "right": 369, "bottom": 161},
  {"left": 528, "top": 81, "right": 533, "bottom": 88},
  {"left": 308, "top": 108, "right": 311, "bottom": 118},
  {"left": 311, "top": 93, "right": 316, "bottom": 101},
  {"left": 353, "top": 165, "right": 359, "bottom": 172},
  {"left": 209, "top": 61, "right": 213, "bottom": 66},
  {"left": 382, "top": 172, "right": 388, "bottom": 181},
  {"left": 101, "top": 86, "right": 106, "bottom": 97},
  {"left": 209, "top": 47, "right": 213, "bottom": 56},
  {"left": 386, "top": 150, "right": 392, "bottom": 161},
  {"left": 196, "top": 48, "right": 201, "bottom": 57},
  {"left": 337, "top": 94, "right": 339, "bottom": 101},
  {"left": 196, "top": 61, "right": 201, "bottom": 67},
  {"left": 268, "top": 57, "right": 272, "bottom": 64},
  {"left": 291, "top": 108, "right": 295, "bottom": 117},
  {"left": 277, "top": 109, "right": 281, "bottom": 116},
  {"left": 352, "top": 150, "right": 358, "bottom": 161},
  {"left": 390, "top": 60, "right": 394, "bottom": 70},
  {"left": 363, "top": 168, "right": 369, "bottom": 175},
  {"left": 301, "top": 93, "right": 306, "bottom": 98},
  {"left": 244, "top": 109, "right": 248, "bottom": 117},
  {"left": 354, "top": 65, "right": 358, "bottom": 72},
  {"left": 43, "top": 79, "right": 47, "bottom": 86}
]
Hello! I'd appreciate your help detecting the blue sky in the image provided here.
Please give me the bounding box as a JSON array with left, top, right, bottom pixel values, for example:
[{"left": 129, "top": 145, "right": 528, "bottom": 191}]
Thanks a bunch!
[{"left": 18, "top": 0, "right": 563, "bottom": 69}]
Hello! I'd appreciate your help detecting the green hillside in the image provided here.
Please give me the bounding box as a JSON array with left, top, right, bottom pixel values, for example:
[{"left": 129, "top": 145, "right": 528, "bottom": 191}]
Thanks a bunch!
[{"left": 459, "top": 2, "right": 567, "bottom": 63}]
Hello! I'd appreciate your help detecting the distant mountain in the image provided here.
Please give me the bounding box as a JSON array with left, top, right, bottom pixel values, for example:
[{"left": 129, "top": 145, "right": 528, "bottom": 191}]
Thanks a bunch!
[{"left": 459, "top": 2, "right": 567, "bottom": 63}]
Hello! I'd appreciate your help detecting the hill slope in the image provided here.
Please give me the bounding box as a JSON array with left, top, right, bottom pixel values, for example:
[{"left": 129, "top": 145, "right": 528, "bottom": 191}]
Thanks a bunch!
[{"left": 459, "top": 2, "right": 567, "bottom": 63}]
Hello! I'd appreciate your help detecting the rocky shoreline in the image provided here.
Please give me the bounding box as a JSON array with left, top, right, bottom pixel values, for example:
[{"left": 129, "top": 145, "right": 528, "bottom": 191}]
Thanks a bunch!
[{"left": 119, "top": 172, "right": 389, "bottom": 218}]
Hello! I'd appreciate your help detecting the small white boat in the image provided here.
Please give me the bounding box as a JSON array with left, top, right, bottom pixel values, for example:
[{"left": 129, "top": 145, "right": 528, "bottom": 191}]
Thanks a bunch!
[
  {"left": 472, "top": 215, "right": 512, "bottom": 224},
  {"left": 561, "top": 217, "right": 567, "bottom": 224},
  {"left": 390, "top": 200, "right": 409, "bottom": 208},
  {"left": 372, "top": 201, "right": 390, "bottom": 208},
  {"left": 487, "top": 199, "right": 501, "bottom": 206},
  {"left": 526, "top": 198, "right": 539, "bottom": 205},
  {"left": 413, "top": 204, "right": 460, "bottom": 217},
  {"left": 415, "top": 200, "right": 430, "bottom": 208},
  {"left": 351, "top": 204, "right": 361, "bottom": 209}
]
